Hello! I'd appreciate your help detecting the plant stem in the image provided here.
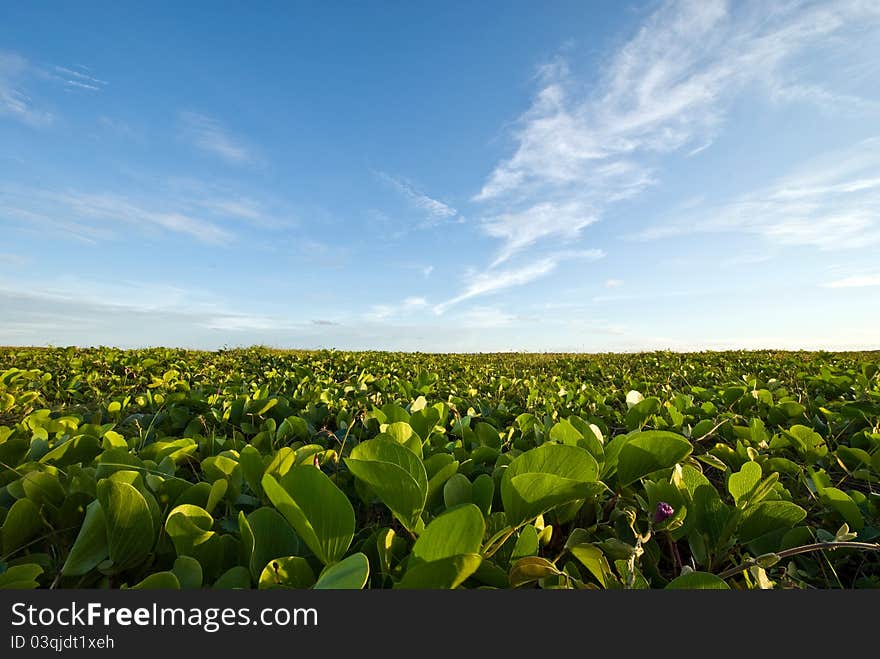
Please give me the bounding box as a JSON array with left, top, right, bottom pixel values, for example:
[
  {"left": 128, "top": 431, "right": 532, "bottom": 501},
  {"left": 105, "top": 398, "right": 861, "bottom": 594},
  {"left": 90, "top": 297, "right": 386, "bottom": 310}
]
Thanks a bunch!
[{"left": 717, "top": 541, "right": 880, "bottom": 581}]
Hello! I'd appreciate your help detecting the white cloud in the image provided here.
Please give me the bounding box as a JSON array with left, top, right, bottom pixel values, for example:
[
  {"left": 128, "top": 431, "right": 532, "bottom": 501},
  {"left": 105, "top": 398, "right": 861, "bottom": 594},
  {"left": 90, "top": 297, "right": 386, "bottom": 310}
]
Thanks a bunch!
[
  {"left": 376, "top": 171, "right": 458, "bottom": 224},
  {"left": 435, "top": 249, "right": 604, "bottom": 313},
  {"left": 823, "top": 274, "right": 880, "bottom": 288},
  {"left": 0, "top": 51, "right": 54, "bottom": 126},
  {"left": 54, "top": 65, "right": 107, "bottom": 92},
  {"left": 455, "top": 307, "right": 518, "bottom": 328},
  {"left": 179, "top": 111, "right": 256, "bottom": 165},
  {"left": 471, "top": 0, "right": 880, "bottom": 266},
  {"left": 482, "top": 199, "right": 601, "bottom": 266},
  {"left": 364, "top": 296, "right": 431, "bottom": 322},
  {"left": 634, "top": 138, "right": 880, "bottom": 249},
  {"left": 604, "top": 279, "right": 624, "bottom": 288},
  {"left": 1, "top": 185, "right": 234, "bottom": 245}
]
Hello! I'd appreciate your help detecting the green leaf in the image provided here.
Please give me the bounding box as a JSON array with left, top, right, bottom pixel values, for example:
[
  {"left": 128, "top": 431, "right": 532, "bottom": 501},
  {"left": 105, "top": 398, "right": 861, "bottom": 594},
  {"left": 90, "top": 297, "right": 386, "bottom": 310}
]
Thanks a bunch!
[
  {"left": 0, "top": 563, "right": 43, "bottom": 589},
  {"left": 61, "top": 500, "right": 109, "bottom": 576},
  {"left": 569, "top": 544, "right": 618, "bottom": 589},
  {"left": 239, "top": 507, "right": 302, "bottom": 580},
  {"left": 344, "top": 438, "right": 428, "bottom": 532},
  {"left": 474, "top": 422, "right": 502, "bottom": 449},
  {"left": 130, "top": 571, "right": 180, "bottom": 589},
  {"left": 39, "top": 434, "right": 102, "bottom": 467},
  {"left": 21, "top": 471, "right": 65, "bottom": 508},
  {"left": 666, "top": 571, "right": 730, "bottom": 589},
  {"left": 313, "top": 552, "right": 370, "bottom": 589},
  {"left": 172, "top": 556, "right": 203, "bottom": 589},
  {"left": 510, "top": 525, "right": 540, "bottom": 563},
  {"left": 728, "top": 461, "right": 762, "bottom": 507},
  {"left": 443, "top": 473, "right": 473, "bottom": 509},
  {"left": 384, "top": 422, "right": 423, "bottom": 458},
  {"left": 258, "top": 556, "right": 316, "bottom": 589},
  {"left": 625, "top": 397, "right": 662, "bottom": 431},
  {"left": 412, "top": 504, "right": 485, "bottom": 563},
  {"left": 239, "top": 445, "right": 265, "bottom": 498},
  {"left": 509, "top": 556, "right": 561, "bottom": 588},
  {"left": 395, "top": 554, "right": 483, "bottom": 589},
  {"left": 501, "top": 444, "right": 600, "bottom": 527},
  {"left": 213, "top": 566, "right": 252, "bottom": 589},
  {"left": 617, "top": 431, "right": 693, "bottom": 487},
  {"left": 261, "top": 466, "right": 354, "bottom": 565},
  {"left": 97, "top": 479, "right": 155, "bottom": 572},
  {"left": 818, "top": 487, "right": 864, "bottom": 530},
  {"left": 739, "top": 501, "right": 807, "bottom": 543},
  {"left": 472, "top": 474, "right": 494, "bottom": 517},
  {"left": 397, "top": 505, "right": 485, "bottom": 589},
  {"left": 783, "top": 425, "right": 828, "bottom": 463},
  {"left": 164, "top": 504, "right": 225, "bottom": 580},
  {"left": 1, "top": 498, "right": 43, "bottom": 557}
]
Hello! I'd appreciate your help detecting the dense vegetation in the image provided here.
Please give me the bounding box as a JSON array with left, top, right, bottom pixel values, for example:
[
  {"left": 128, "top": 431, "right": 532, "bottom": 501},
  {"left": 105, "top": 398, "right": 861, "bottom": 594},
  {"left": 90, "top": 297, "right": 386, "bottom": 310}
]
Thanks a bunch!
[{"left": 1, "top": 347, "right": 878, "bottom": 590}]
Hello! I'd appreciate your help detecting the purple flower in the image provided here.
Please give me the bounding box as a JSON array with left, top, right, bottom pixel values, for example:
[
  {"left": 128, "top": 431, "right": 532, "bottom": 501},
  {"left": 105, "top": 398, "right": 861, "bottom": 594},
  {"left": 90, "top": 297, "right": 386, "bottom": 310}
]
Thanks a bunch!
[{"left": 654, "top": 501, "right": 674, "bottom": 523}]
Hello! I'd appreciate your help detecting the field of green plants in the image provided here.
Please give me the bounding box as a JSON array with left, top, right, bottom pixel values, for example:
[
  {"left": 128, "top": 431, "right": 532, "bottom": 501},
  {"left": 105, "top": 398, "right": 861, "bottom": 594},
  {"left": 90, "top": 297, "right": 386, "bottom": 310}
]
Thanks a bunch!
[{"left": 1, "top": 347, "right": 878, "bottom": 590}]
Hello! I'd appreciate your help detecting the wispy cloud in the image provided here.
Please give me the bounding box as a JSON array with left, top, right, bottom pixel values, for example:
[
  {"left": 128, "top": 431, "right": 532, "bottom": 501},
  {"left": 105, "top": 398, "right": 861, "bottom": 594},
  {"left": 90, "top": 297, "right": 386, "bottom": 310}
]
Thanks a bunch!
[
  {"left": 54, "top": 65, "right": 107, "bottom": 92},
  {"left": 364, "top": 296, "right": 429, "bottom": 322},
  {"left": 179, "top": 111, "right": 257, "bottom": 165},
  {"left": 435, "top": 249, "right": 604, "bottom": 314},
  {"left": 0, "top": 51, "right": 53, "bottom": 126},
  {"left": 471, "top": 0, "right": 880, "bottom": 266},
  {"left": 604, "top": 279, "right": 624, "bottom": 288},
  {"left": 455, "top": 306, "right": 518, "bottom": 329},
  {"left": 633, "top": 138, "right": 880, "bottom": 249},
  {"left": 823, "top": 274, "right": 880, "bottom": 288},
  {"left": 376, "top": 171, "right": 459, "bottom": 225},
  {"left": 1, "top": 184, "right": 234, "bottom": 245}
]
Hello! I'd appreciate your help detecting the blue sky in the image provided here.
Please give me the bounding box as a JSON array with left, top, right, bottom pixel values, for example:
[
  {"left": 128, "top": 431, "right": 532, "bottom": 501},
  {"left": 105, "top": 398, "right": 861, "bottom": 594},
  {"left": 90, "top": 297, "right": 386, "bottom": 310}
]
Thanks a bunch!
[{"left": 2, "top": 0, "right": 880, "bottom": 352}]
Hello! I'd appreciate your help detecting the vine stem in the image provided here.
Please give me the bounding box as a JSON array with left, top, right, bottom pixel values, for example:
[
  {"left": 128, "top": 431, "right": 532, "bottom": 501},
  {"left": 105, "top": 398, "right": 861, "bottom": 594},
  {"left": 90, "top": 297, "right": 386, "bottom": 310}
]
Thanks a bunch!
[{"left": 717, "top": 541, "right": 880, "bottom": 581}]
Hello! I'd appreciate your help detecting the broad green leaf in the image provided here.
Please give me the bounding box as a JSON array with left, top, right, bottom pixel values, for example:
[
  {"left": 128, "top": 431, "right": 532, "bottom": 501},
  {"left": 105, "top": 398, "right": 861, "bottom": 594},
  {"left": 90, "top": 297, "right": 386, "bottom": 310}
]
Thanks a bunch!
[
  {"left": 258, "top": 556, "right": 316, "bottom": 589},
  {"left": 510, "top": 525, "right": 540, "bottom": 563},
  {"left": 472, "top": 474, "right": 494, "bottom": 517},
  {"left": 474, "top": 422, "right": 502, "bottom": 449},
  {"left": 728, "top": 461, "right": 762, "bottom": 507},
  {"left": 1, "top": 498, "right": 43, "bottom": 557},
  {"left": 666, "top": 571, "right": 730, "bottom": 589},
  {"left": 239, "top": 507, "right": 302, "bottom": 580},
  {"left": 501, "top": 444, "right": 600, "bottom": 527},
  {"left": 261, "top": 466, "right": 354, "bottom": 565},
  {"left": 61, "top": 500, "right": 108, "bottom": 576},
  {"left": 344, "top": 438, "right": 428, "bottom": 532},
  {"left": 164, "top": 504, "right": 225, "bottom": 580},
  {"left": 39, "top": 434, "right": 102, "bottom": 467},
  {"left": 509, "top": 556, "right": 561, "bottom": 588},
  {"left": 395, "top": 554, "right": 483, "bottom": 589},
  {"left": 411, "top": 504, "right": 485, "bottom": 564},
  {"left": 0, "top": 563, "right": 43, "bottom": 589},
  {"left": 625, "top": 397, "right": 662, "bottom": 431},
  {"left": 172, "top": 556, "right": 203, "bottom": 589},
  {"left": 739, "top": 501, "right": 807, "bottom": 543},
  {"left": 783, "top": 425, "right": 828, "bottom": 463},
  {"left": 617, "top": 431, "right": 693, "bottom": 487},
  {"left": 384, "top": 422, "right": 423, "bottom": 458},
  {"left": 314, "top": 552, "right": 370, "bottom": 589},
  {"left": 97, "top": 479, "right": 155, "bottom": 571},
  {"left": 130, "top": 571, "right": 180, "bottom": 589},
  {"left": 569, "top": 544, "right": 618, "bottom": 589},
  {"left": 239, "top": 444, "right": 265, "bottom": 497},
  {"left": 443, "top": 473, "right": 472, "bottom": 509},
  {"left": 213, "top": 566, "right": 252, "bottom": 589},
  {"left": 818, "top": 487, "right": 864, "bottom": 530}
]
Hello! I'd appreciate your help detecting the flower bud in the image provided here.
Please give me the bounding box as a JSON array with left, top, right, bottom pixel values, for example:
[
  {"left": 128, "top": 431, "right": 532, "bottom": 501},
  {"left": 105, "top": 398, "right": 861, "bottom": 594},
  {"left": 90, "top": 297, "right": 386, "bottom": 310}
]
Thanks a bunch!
[{"left": 653, "top": 501, "right": 674, "bottom": 523}]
